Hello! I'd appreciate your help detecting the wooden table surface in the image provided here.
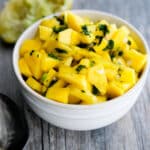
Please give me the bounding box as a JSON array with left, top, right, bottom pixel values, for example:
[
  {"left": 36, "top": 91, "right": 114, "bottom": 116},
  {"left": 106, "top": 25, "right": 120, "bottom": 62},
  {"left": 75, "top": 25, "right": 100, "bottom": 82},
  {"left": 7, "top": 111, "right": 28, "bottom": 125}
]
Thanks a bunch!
[{"left": 0, "top": 0, "right": 150, "bottom": 149}]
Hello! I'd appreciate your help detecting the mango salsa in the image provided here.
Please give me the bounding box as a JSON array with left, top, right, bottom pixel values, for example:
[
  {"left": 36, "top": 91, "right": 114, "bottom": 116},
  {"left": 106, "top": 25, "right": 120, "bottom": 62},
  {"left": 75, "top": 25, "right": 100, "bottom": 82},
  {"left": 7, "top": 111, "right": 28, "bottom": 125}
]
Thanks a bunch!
[{"left": 19, "top": 11, "right": 147, "bottom": 104}]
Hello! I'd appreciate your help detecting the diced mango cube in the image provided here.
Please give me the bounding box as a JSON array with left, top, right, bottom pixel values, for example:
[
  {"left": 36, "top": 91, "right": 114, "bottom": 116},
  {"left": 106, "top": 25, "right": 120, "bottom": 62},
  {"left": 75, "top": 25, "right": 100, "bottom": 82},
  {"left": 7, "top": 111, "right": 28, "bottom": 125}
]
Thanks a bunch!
[
  {"left": 112, "top": 26, "right": 129, "bottom": 49},
  {"left": 67, "top": 11, "right": 84, "bottom": 32},
  {"left": 24, "top": 51, "right": 42, "bottom": 79},
  {"left": 69, "top": 85, "right": 97, "bottom": 104},
  {"left": 58, "top": 28, "right": 80, "bottom": 45},
  {"left": 58, "top": 65, "right": 88, "bottom": 90},
  {"left": 20, "top": 39, "right": 41, "bottom": 56},
  {"left": 88, "top": 64, "right": 107, "bottom": 95},
  {"left": 68, "top": 95, "right": 81, "bottom": 104},
  {"left": 39, "top": 26, "right": 52, "bottom": 41},
  {"left": 26, "top": 77, "right": 42, "bottom": 93},
  {"left": 40, "top": 18, "right": 59, "bottom": 28},
  {"left": 124, "top": 49, "right": 147, "bottom": 72},
  {"left": 107, "top": 81, "right": 124, "bottom": 98},
  {"left": 19, "top": 58, "right": 32, "bottom": 77},
  {"left": 41, "top": 53, "right": 59, "bottom": 72},
  {"left": 94, "top": 39, "right": 108, "bottom": 54},
  {"left": 46, "top": 86, "right": 70, "bottom": 104},
  {"left": 120, "top": 67, "right": 136, "bottom": 85},
  {"left": 62, "top": 57, "right": 73, "bottom": 66}
]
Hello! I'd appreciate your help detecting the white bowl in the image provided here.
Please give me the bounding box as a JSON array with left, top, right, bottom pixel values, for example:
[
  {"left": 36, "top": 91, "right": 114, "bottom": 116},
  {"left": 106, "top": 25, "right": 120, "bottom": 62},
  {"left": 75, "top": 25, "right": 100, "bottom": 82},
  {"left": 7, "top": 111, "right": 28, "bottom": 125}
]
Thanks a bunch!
[{"left": 13, "top": 10, "right": 150, "bottom": 131}]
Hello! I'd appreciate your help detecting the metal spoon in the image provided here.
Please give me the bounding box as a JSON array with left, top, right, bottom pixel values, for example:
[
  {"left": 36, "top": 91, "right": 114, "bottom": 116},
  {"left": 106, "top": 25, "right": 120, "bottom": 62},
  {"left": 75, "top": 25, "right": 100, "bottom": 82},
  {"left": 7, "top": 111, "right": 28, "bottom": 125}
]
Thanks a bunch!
[{"left": 0, "top": 93, "right": 29, "bottom": 150}]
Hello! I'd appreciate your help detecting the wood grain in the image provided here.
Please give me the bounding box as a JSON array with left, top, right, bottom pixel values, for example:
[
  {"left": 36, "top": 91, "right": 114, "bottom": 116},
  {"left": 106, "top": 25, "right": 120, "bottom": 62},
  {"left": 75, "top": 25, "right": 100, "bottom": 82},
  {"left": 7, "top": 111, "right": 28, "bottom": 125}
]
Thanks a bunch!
[{"left": 0, "top": 0, "right": 150, "bottom": 150}]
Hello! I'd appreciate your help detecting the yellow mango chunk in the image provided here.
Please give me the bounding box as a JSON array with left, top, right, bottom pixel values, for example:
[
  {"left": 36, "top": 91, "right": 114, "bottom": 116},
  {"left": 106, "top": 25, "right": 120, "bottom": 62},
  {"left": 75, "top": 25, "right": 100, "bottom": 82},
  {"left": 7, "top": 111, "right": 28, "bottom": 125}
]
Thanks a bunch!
[
  {"left": 69, "top": 85, "right": 97, "bottom": 104},
  {"left": 19, "top": 58, "right": 32, "bottom": 77},
  {"left": 80, "top": 33, "right": 95, "bottom": 44},
  {"left": 24, "top": 51, "right": 42, "bottom": 79},
  {"left": 62, "top": 57, "right": 73, "bottom": 66},
  {"left": 40, "top": 50, "right": 59, "bottom": 72},
  {"left": 68, "top": 95, "right": 81, "bottom": 104},
  {"left": 58, "top": 28, "right": 80, "bottom": 45},
  {"left": 20, "top": 39, "right": 41, "bottom": 56},
  {"left": 94, "top": 39, "right": 108, "bottom": 54},
  {"left": 105, "top": 65, "right": 118, "bottom": 81},
  {"left": 112, "top": 26, "right": 129, "bottom": 49},
  {"left": 58, "top": 65, "right": 88, "bottom": 90},
  {"left": 119, "top": 67, "right": 136, "bottom": 85},
  {"left": 39, "top": 26, "right": 52, "bottom": 41},
  {"left": 124, "top": 49, "right": 147, "bottom": 72},
  {"left": 107, "top": 81, "right": 124, "bottom": 98},
  {"left": 105, "top": 24, "right": 117, "bottom": 40},
  {"left": 128, "top": 36, "right": 138, "bottom": 49},
  {"left": 43, "top": 38, "right": 58, "bottom": 51},
  {"left": 67, "top": 11, "right": 84, "bottom": 32},
  {"left": 88, "top": 64, "right": 107, "bottom": 95},
  {"left": 97, "top": 96, "right": 107, "bottom": 103},
  {"left": 40, "top": 18, "right": 59, "bottom": 28},
  {"left": 26, "top": 77, "right": 42, "bottom": 93},
  {"left": 46, "top": 86, "right": 70, "bottom": 104}
]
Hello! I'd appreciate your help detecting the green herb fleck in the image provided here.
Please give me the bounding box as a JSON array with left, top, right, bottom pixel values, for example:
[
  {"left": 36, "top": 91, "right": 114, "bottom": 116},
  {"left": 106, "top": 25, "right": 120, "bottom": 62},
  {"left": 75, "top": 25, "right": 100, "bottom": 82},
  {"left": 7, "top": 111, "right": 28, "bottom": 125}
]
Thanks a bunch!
[
  {"left": 127, "top": 40, "right": 131, "bottom": 45},
  {"left": 81, "top": 25, "right": 91, "bottom": 35},
  {"left": 109, "top": 51, "right": 116, "bottom": 60},
  {"left": 48, "top": 53, "right": 59, "bottom": 60},
  {"left": 118, "top": 68, "right": 122, "bottom": 76},
  {"left": 49, "top": 80, "right": 58, "bottom": 87},
  {"left": 41, "top": 73, "right": 47, "bottom": 82},
  {"left": 81, "top": 90, "right": 85, "bottom": 93},
  {"left": 54, "top": 15, "right": 64, "bottom": 25},
  {"left": 77, "top": 43, "right": 88, "bottom": 48},
  {"left": 118, "top": 51, "right": 123, "bottom": 56},
  {"left": 30, "top": 50, "right": 35, "bottom": 56},
  {"left": 90, "top": 60, "right": 95, "bottom": 67},
  {"left": 53, "top": 25, "right": 67, "bottom": 33},
  {"left": 103, "top": 40, "right": 114, "bottom": 51},
  {"left": 76, "top": 65, "right": 86, "bottom": 73},
  {"left": 95, "top": 35, "right": 103, "bottom": 44},
  {"left": 99, "top": 24, "right": 109, "bottom": 36},
  {"left": 55, "top": 48, "right": 68, "bottom": 54},
  {"left": 92, "top": 85, "right": 100, "bottom": 95}
]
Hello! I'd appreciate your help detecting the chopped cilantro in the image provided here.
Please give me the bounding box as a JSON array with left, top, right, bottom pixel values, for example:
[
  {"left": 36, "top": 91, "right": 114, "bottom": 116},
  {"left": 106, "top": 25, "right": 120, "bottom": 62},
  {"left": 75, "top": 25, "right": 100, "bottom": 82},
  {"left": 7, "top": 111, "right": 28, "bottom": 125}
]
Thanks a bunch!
[
  {"left": 81, "top": 25, "right": 91, "bottom": 35},
  {"left": 30, "top": 50, "right": 35, "bottom": 56},
  {"left": 48, "top": 53, "right": 59, "bottom": 60},
  {"left": 77, "top": 43, "right": 95, "bottom": 52},
  {"left": 99, "top": 24, "right": 109, "bottom": 36},
  {"left": 95, "top": 35, "right": 103, "bottom": 44},
  {"left": 49, "top": 79, "right": 57, "bottom": 87},
  {"left": 77, "top": 43, "right": 88, "bottom": 48},
  {"left": 127, "top": 40, "right": 131, "bottom": 45},
  {"left": 118, "top": 68, "right": 122, "bottom": 76},
  {"left": 53, "top": 25, "right": 67, "bottom": 33},
  {"left": 109, "top": 50, "right": 116, "bottom": 60},
  {"left": 118, "top": 50, "right": 123, "bottom": 56},
  {"left": 103, "top": 40, "right": 114, "bottom": 51},
  {"left": 90, "top": 60, "right": 95, "bottom": 67},
  {"left": 92, "top": 85, "right": 100, "bottom": 95},
  {"left": 81, "top": 90, "right": 85, "bottom": 93},
  {"left": 54, "top": 15, "right": 64, "bottom": 25},
  {"left": 76, "top": 65, "right": 86, "bottom": 73},
  {"left": 55, "top": 48, "right": 68, "bottom": 54},
  {"left": 41, "top": 73, "right": 47, "bottom": 82}
]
